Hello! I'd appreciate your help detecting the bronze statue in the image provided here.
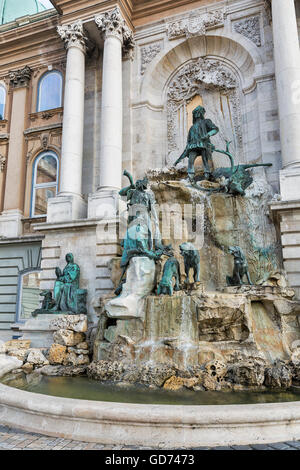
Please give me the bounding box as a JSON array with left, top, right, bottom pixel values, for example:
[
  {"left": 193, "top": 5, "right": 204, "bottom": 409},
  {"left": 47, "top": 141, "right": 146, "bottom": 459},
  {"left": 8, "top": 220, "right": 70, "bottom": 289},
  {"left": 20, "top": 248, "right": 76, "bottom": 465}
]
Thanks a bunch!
[
  {"left": 157, "top": 246, "right": 181, "bottom": 296},
  {"left": 39, "top": 290, "right": 55, "bottom": 311},
  {"left": 226, "top": 246, "right": 252, "bottom": 286},
  {"left": 179, "top": 242, "right": 201, "bottom": 285},
  {"left": 32, "top": 253, "right": 87, "bottom": 316},
  {"left": 119, "top": 170, "right": 161, "bottom": 250},
  {"left": 174, "top": 105, "right": 219, "bottom": 181},
  {"left": 50, "top": 253, "right": 81, "bottom": 312},
  {"left": 115, "top": 171, "right": 166, "bottom": 295}
]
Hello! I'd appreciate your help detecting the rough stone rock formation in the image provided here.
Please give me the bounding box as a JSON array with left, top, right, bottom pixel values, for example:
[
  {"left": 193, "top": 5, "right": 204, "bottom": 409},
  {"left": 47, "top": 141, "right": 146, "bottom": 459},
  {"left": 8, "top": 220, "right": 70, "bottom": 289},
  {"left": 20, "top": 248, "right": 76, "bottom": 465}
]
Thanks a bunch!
[
  {"left": 264, "top": 360, "right": 293, "bottom": 389},
  {"left": 225, "top": 358, "right": 266, "bottom": 387},
  {"left": 53, "top": 330, "right": 86, "bottom": 347},
  {"left": 148, "top": 175, "right": 280, "bottom": 290},
  {"left": 26, "top": 349, "right": 49, "bottom": 366},
  {"left": 50, "top": 315, "right": 88, "bottom": 333},
  {"left": 48, "top": 344, "right": 67, "bottom": 365},
  {"left": 0, "top": 315, "right": 91, "bottom": 379},
  {"left": 91, "top": 280, "right": 300, "bottom": 390},
  {"left": 0, "top": 355, "right": 23, "bottom": 379}
]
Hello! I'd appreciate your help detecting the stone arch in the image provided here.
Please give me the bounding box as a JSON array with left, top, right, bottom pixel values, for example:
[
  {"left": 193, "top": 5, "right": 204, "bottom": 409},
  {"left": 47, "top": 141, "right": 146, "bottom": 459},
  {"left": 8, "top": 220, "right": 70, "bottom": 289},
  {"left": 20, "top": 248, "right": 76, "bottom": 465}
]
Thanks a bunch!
[
  {"left": 141, "top": 32, "right": 262, "bottom": 106},
  {"left": 133, "top": 32, "right": 264, "bottom": 175}
]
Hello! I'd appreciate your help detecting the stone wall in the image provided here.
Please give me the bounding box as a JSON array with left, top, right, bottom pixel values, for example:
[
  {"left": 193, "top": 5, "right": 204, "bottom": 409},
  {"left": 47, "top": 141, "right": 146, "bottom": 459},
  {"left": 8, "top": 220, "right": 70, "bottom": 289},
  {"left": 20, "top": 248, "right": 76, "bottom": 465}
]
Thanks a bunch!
[{"left": 0, "top": 239, "right": 41, "bottom": 338}]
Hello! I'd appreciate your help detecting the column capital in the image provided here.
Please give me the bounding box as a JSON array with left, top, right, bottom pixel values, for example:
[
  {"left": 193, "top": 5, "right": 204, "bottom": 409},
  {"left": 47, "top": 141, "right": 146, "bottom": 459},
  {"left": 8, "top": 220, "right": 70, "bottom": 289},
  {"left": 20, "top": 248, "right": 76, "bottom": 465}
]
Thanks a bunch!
[
  {"left": 95, "top": 7, "right": 135, "bottom": 55},
  {"left": 57, "top": 20, "right": 89, "bottom": 54},
  {"left": 9, "top": 66, "right": 32, "bottom": 88}
]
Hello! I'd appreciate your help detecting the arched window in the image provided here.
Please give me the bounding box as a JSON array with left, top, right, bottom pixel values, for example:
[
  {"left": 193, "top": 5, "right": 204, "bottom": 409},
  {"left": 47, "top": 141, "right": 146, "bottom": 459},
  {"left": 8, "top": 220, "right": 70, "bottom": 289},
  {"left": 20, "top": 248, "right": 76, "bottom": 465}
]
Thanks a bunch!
[
  {"left": 31, "top": 151, "right": 59, "bottom": 217},
  {"left": 37, "top": 71, "right": 63, "bottom": 112},
  {"left": 0, "top": 85, "right": 6, "bottom": 120}
]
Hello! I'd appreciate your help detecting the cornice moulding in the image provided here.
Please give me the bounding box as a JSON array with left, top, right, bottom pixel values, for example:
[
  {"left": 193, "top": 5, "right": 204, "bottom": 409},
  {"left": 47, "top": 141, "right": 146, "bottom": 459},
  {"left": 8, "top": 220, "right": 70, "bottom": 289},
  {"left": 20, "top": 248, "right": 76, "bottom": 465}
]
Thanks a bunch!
[{"left": 24, "top": 123, "right": 63, "bottom": 136}]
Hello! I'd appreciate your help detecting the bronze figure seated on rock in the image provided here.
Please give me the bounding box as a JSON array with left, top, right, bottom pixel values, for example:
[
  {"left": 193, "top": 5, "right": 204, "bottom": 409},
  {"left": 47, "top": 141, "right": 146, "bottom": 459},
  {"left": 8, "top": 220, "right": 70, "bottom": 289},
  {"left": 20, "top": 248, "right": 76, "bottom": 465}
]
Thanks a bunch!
[{"left": 32, "top": 253, "right": 87, "bottom": 316}]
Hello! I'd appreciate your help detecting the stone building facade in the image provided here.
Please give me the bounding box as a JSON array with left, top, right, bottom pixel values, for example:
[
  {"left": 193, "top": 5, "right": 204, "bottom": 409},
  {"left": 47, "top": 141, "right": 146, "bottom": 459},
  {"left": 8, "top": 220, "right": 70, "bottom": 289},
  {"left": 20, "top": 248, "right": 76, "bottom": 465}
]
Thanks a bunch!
[{"left": 0, "top": 0, "right": 299, "bottom": 339}]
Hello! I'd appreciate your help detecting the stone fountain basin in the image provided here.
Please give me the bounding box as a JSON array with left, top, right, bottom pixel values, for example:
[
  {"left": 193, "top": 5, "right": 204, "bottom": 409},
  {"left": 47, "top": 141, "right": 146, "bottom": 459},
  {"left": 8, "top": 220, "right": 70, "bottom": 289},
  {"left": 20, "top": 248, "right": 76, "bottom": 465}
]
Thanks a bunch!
[{"left": 1, "top": 383, "right": 300, "bottom": 447}]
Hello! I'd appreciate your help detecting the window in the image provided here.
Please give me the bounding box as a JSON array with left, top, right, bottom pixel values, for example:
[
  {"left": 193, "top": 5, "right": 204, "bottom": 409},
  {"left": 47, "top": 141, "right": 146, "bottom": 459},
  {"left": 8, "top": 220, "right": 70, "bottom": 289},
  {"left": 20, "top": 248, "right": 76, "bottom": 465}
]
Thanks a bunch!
[
  {"left": 0, "top": 85, "right": 6, "bottom": 120},
  {"left": 37, "top": 71, "right": 62, "bottom": 112},
  {"left": 16, "top": 269, "right": 42, "bottom": 322},
  {"left": 31, "top": 151, "right": 59, "bottom": 217}
]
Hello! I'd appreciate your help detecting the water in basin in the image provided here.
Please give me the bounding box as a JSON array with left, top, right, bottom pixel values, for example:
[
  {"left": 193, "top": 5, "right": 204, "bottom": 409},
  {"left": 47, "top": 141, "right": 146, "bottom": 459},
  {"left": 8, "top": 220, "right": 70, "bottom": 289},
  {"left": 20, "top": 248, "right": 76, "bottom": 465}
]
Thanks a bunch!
[{"left": 3, "top": 375, "right": 300, "bottom": 406}]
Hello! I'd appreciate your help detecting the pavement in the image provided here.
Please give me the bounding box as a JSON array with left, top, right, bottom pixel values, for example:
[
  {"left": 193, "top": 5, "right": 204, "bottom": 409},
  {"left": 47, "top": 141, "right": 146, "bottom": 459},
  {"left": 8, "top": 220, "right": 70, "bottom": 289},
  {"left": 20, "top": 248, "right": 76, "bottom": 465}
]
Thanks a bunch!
[{"left": 1, "top": 425, "right": 300, "bottom": 450}]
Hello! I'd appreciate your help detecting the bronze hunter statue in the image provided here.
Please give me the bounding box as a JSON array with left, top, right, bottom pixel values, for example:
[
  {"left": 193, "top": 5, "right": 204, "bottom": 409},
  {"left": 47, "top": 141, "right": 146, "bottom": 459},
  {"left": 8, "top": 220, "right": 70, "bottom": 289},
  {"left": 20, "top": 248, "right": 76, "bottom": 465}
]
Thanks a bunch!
[{"left": 174, "top": 105, "right": 219, "bottom": 181}]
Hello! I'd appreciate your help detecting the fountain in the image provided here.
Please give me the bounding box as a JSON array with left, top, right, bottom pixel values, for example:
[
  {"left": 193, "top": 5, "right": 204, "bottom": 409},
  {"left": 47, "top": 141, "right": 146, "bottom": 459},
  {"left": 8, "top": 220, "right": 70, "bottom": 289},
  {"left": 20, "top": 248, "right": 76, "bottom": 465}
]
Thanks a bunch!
[
  {"left": 2, "top": 105, "right": 300, "bottom": 447},
  {"left": 87, "top": 105, "right": 300, "bottom": 392}
]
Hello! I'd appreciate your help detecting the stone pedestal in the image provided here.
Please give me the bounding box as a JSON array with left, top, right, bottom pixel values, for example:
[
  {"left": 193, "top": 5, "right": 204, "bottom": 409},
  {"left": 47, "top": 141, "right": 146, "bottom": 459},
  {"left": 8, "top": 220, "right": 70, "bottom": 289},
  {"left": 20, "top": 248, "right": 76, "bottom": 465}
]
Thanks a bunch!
[
  {"left": 47, "top": 194, "right": 87, "bottom": 223},
  {"left": 105, "top": 257, "right": 156, "bottom": 320},
  {"left": 88, "top": 190, "right": 120, "bottom": 220},
  {"left": 0, "top": 209, "right": 23, "bottom": 238},
  {"left": 19, "top": 314, "right": 67, "bottom": 348}
]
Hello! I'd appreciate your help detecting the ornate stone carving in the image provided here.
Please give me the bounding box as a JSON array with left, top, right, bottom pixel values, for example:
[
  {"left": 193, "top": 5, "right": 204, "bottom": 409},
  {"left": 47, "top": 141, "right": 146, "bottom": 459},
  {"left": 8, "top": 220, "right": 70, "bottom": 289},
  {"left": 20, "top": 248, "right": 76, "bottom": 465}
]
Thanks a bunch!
[
  {"left": 166, "top": 58, "right": 243, "bottom": 162},
  {"left": 9, "top": 66, "right": 32, "bottom": 88},
  {"left": 167, "top": 10, "right": 224, "bottom": 40},
  {"left": 233, "top": 16, "right": 261, "bottom": 46},
  {"left": 168, "top": 58, "right": 236, "bottom": 102},
  {"left": 141, "top": 42, "right": 162, "bottom": 75},
  {"left": 57, "top": 21, "right": 88, "bottom": 53},
  {"left": 0, "top": 154, "right": 6, "bottom": 171},
  {"left": 40, "top": 133, "right": 49, "bottom": 149},
  {"left": 95, "top": 7, "right": 135, "bottom": 55}
]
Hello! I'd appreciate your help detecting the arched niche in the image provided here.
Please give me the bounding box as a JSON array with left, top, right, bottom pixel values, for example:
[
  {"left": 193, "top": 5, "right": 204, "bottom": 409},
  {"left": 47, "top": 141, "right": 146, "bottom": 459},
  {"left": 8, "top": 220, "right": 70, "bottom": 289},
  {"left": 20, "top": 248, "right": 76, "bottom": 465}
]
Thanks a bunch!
[
  {"left": 133, "top": 32, "right": 263, "bottom": 175},
  {"left": 165, "top": 57, "right": 243, "bottom": 167}
]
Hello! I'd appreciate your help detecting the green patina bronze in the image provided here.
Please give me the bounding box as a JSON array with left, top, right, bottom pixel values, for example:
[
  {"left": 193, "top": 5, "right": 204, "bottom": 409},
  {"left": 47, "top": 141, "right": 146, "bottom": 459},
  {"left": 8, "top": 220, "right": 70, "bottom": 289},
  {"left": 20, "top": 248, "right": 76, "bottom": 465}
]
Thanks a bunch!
[
  {"left": 157, "top": 246, "right": 181, "bottom": 296},
  {"left": 32, "top": 253, "right": 87, "bottom": 316},
  {"left": 212, "top": 161, "right": 273, "bottom": 196},
  {"left": 226, "top": 246, "right": 252, "bottom": 286},
  {"left": 115, "top": 171, "right": 168, "bottom": 295},
  {"left": 179, "top": 242, "right": 201, "bottom": 285},
  {"left": 175, "top": 107, "right": 272, "bottom": 193},
  {"left": 174, "top": 105, "right": 219, "bottom": 181}
]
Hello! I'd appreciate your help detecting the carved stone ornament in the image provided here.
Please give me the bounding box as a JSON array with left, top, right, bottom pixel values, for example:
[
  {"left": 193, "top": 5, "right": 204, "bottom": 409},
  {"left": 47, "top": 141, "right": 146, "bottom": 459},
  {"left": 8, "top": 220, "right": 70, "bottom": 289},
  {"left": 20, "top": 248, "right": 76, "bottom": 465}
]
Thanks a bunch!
[
  {"left": 57, "top": 21, "right": 88, "bottom": 53},
  {"left": 0, "top": 154, "right": 6, "bottom": 171},
  {"left": 233, "top": 16, "right": 261, "bottom": 46},
  {"left": 141, "top": 42, "right": 162, "bottom": 75},
  {"left": 9, "top": 66, "right": 33, "bottom": 88},
  {"left": 95, "top": 7, "right": 135, "bottom": 55},
  {"left": 167, "top": 10, "right": 224, "bottom": 40},
  {"left": 40, "top": 133, "right": 49, "bottom": 149},
  {"left": 166, "top": 58, "right": 243, "bottom": 163}
]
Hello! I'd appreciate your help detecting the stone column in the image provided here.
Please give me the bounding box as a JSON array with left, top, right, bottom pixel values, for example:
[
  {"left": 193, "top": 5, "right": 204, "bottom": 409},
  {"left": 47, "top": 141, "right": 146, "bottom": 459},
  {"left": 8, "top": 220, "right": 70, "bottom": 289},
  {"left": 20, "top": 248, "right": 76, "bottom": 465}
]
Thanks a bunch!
[
  {"left": 0, "top": 66, "right": 32, "bottom": 238},
  {"left": 47, "top": 21, "right": 88, "bottom": 223},
  {"left": 88, "top": 7, "right": 134, "bottom": 218},
  {"left": 272, "top": 0, "right": 300, "bottom": 200}
]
